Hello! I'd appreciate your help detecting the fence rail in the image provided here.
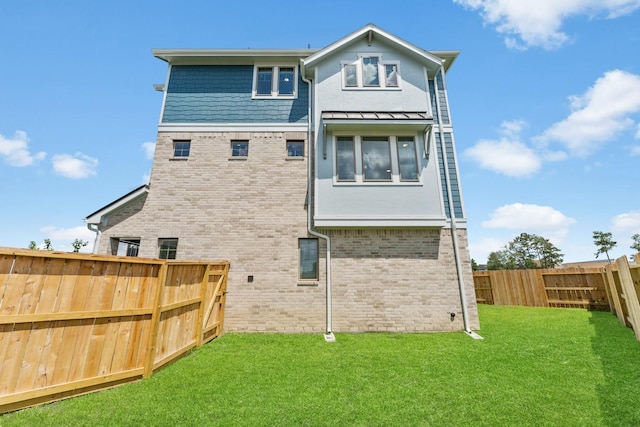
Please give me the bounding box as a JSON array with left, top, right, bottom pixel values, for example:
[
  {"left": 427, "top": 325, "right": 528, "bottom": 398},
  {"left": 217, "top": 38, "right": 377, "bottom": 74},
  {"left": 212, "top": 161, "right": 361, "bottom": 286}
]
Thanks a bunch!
[
  {"left": 473, "top": 267, "right": 609, "bottom": 310},
  {"left": 603, "top": 255, "right": 640, "bottom": 342},
  {"left": 0, "top": 248, "right": 229, "bottom": 413}
]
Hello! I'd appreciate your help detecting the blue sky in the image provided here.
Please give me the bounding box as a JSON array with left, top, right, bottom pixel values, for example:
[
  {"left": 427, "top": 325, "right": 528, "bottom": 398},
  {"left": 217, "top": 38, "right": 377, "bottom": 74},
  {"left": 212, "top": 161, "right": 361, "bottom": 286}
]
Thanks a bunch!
[{"left": 1, "top": 1, "right": 639, "bottom": 263}]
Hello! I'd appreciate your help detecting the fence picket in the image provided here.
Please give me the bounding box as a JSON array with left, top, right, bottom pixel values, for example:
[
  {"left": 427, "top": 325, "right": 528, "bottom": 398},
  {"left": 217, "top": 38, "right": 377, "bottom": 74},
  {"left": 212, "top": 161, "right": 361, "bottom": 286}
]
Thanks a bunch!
[{"left": 0, "top": 248, "right": 229, "bottom": 413}]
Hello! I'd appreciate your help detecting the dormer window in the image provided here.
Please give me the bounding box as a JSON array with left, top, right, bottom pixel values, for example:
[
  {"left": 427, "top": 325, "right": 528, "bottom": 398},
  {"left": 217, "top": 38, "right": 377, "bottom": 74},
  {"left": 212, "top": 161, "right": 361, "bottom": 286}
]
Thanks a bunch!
[
  {"left": 342, "top": 55, "right": 400, "bottom": 89},
  {"left": 253, "top": 65, "right": 298, "bottom": 98}
]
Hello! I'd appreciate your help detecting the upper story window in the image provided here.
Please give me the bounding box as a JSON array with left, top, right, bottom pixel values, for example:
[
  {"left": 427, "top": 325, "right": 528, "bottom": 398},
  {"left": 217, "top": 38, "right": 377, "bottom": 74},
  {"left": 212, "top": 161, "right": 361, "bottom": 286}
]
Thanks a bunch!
[
  {"left": 253, "top": 65, "right": 298, "bottom": 98},
  {"left": 334, "top": 134, "right": 420, "bottom": 184},
  {"left": 173, "top": 140, "right": 190, "bottom": 158},
  {"left": 287, "top": 140, "right": 304, "bottom": 158},
  {"left": 231, "top": 140, "right": 249, "bottom": 158},
  {"left": 342, "top": 55, "right": 401, "bottom": 90}
]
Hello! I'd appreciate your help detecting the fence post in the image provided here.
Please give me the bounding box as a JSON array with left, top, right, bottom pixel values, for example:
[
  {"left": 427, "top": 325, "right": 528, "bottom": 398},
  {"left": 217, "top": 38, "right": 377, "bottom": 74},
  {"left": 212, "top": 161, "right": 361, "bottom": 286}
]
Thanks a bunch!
[
  {"left": 195, "top": 264, "right": 211, "bottom": 348},
  {"left": 615, "top": 256, "right": 640, "bottom": 341},
  {"left": 603, "top": 265, "right": 624, "bottom": 324},
  {"left": 143, "top": 262, "right": 168, "bottom": 378}
]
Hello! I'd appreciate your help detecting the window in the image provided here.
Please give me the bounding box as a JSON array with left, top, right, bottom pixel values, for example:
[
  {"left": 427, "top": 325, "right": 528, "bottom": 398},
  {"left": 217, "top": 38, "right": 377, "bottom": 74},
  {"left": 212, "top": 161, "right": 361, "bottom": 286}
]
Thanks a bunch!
[
  {"left": 336, "top": 137, "right": 356, "bottom": 181},
  {"left": 362, "top": 137, "right": 392, "bottom": 181},
  {"left": 287, "top": 140, "right": 304, "bottom": 157},
  {"left": 344, "top": 64, "right": 357, "bottom": 87},
  {"left": 341, "top": 55, "right": 400, "bottom": 89},
  {"left": 278, "top": 67, "right": 294, "bottom": 95},
  {"left": 111, "top": 238, "right": 140, "bottom": 257},
  {"left": 158, "top": 238, "right": 178, "bottom": 260},
  {"left": 231, "top": 140, "right": 249, "bottom": 157},
  {"left": 256, "top": 67, "right": 273, "bottom": 95},
  {"left": 299, "top": 238, "right": 318, "bottom": 280},
  {"left": 362, "top": 56, "right": 380, "bottom": 86},
  {"left": 385, "top": 64, "right": 399, "bottom": 87},
  {"left": 253, "top": 65, "right": 298, "bottom": 98},
  {"left": 173, "top": 140, "right": 190, "bottom": 158},
  {"left": 333, "top": 135, "right": 420, "bottom": 184},
  {"left": 397, "top": 137, "right": 419, "bottom": 181}
]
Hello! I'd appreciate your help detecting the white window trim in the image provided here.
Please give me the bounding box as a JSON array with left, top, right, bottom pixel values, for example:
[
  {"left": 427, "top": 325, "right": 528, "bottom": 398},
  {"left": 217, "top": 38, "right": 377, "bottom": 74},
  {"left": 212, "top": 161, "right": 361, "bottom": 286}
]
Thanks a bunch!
[
  {"left": 341, "top": 54, "right": 401, "bottom": 90},
  {"left": 332, "top": 133, "right": 422, "bottom": 186},
  {"left": 252, "top": 65, "right": 299, "bottom": 99}
]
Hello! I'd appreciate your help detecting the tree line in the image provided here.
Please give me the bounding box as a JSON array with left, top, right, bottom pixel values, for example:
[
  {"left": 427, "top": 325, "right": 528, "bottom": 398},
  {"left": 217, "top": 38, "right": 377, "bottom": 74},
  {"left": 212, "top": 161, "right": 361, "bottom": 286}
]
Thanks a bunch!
[{"left": 474, "top": 231, "right": 640, "bottom": 271}]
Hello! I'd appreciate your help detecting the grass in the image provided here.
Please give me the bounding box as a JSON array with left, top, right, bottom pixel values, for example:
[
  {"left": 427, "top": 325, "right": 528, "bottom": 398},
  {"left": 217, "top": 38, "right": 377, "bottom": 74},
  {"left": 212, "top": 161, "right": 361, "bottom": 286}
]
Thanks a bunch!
[{"left": 2, "top": 305, "right": 640, "bottom": 426}]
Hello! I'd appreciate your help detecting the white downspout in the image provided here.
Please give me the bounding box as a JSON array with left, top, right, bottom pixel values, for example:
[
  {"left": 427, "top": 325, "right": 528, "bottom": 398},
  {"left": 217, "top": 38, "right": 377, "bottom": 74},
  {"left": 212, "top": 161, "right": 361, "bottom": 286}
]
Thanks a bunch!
[
  {"left": 433, "top": 66, "right": 477, "bottom": 337},
  {"left": 87, "top": 223, "right": 101, "bottom": 254},
  {"left": 300, "top": 65, "right": 334, "bottom": 341}
]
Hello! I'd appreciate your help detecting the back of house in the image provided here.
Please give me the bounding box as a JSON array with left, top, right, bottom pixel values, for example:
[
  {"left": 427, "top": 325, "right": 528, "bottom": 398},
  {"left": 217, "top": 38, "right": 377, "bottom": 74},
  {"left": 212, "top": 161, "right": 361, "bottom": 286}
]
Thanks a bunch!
[{"left": 85, "top": 24, "right": 479, "bottom": 333}]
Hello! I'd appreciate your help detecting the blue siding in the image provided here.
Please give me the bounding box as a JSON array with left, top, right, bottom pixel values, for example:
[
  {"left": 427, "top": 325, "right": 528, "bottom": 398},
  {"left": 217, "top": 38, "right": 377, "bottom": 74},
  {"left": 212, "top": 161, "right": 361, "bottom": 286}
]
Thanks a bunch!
[
  {"left": 435, "top": 132, "right": 463, "bottom": 219},
  {"left": 436, "top": 71, "right": 450, "bottom": 125},
  {"left": 428, "top": 80, "right": 439, "bottom": 123},
  {"left": 162, "top": 65, "right": 308, "bottom": 123},
  {"left": 429, "top": 73, "right": 451, "bottom": 125}
]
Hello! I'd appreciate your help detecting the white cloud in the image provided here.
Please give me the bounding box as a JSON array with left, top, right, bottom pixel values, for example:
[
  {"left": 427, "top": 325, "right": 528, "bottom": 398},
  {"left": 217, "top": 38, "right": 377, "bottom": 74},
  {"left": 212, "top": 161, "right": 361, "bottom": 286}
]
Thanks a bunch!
[
  {"left": 40, "top": 225, "right": 96, "bottom": 252},
  {"left": 631, "top": 146, "right": 640, "bottom": 156},
  {"left": 0, "top": 130, "right": 46, "bottom": 167},
  {"left": 469, "top": 236, "right": 508, "bottom": 262},
  {"left": 454, "top": 0, "right": 640, "bottom": 50},
  {"left": 142, "top": 141, "right": 156, "bottom": 160},
  {"left": 463, "top": 120, "right": 541, "bottom": 176},
  {"left": 535, "top": 70, "right": 640, "bottom": 156},
  {"left": 482, "top": 203, "right": 575, "bottom": 244},
  {"left": 52, "top": 153, "right": 98, "bottom": 179},
  {"left": 612, "top": 211, "right": 640, "bottom": 232}
]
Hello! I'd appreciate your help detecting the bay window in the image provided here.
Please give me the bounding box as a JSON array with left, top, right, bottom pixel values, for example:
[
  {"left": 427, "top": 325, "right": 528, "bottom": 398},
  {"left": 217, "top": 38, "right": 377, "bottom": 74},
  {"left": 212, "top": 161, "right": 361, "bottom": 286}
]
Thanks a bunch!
[{"left": 333, "top": 135, "right": 420, "bottom": 184}]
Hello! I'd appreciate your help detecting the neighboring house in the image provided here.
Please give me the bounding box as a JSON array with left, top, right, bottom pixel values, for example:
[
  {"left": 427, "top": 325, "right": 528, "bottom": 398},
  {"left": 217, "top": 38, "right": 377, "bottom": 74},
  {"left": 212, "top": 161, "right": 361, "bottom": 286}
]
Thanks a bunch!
[{"left": 85, "top": 24, "right": 479, "bottom": 334}]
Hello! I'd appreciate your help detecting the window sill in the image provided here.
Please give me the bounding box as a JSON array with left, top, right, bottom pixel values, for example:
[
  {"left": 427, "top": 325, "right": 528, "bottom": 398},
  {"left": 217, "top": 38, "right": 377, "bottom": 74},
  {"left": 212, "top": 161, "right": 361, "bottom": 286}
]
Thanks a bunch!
[
  {"left": 333, "top": 180, "right": 423, "bottom": 187},
  {"left": 169, "top": 157, "right": 189, "bottom": 161},
  {"left": 297, "top": 282, "right": 319, "bottom": 287},
  {"left": 252, "top": 94, "right": 298, "bottom": 100},
  {"left": 228, "top": 157, "right": 248, "bottom": 161},
  {"left": 341, "top": 87, "right": 401, "bottom": 91},
  {"left": 285, "top": 157, "right": 305, "bottom": 161}
]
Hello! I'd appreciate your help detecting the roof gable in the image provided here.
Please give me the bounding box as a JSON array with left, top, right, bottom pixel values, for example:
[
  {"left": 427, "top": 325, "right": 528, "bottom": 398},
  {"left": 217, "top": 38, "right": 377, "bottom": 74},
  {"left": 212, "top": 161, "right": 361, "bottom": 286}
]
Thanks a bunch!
[
  {"left": 302, "top": 24, "right": 457, "bottom": 76},
  {"left": 85, "top": 184, "right": 149, "bottom": 224}
]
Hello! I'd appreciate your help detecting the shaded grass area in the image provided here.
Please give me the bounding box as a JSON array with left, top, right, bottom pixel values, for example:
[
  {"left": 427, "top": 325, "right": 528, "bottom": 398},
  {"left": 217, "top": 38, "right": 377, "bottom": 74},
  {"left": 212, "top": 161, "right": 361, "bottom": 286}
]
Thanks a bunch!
[{"left": 2, "top": 305, "right": 640, "bottom": 426}]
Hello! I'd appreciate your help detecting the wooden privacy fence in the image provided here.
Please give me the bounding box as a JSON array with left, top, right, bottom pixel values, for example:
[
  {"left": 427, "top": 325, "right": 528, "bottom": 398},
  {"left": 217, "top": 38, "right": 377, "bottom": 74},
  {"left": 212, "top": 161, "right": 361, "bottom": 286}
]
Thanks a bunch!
[
  {"left": 473, "top": 268, "right": 610, "bottom": 310},
  {"left": 602, "top": 255, "right": 640, "bottom": 342},
  {"left": 0, "top": 248, "right": 229, "bottom": 413}
]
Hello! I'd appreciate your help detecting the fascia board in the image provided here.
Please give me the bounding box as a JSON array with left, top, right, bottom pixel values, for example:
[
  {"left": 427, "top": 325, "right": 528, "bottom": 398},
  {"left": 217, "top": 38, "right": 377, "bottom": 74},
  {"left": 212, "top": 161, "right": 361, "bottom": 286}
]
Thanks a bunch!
[
  {"left": 302, "top": 24, "right": 444, "bottom": 70},
  {"left": 85, "top": 185, "right": 149, "bottom": 224},
  {"left": 153, "top": 49, "right": 318, "bottom": 65}
]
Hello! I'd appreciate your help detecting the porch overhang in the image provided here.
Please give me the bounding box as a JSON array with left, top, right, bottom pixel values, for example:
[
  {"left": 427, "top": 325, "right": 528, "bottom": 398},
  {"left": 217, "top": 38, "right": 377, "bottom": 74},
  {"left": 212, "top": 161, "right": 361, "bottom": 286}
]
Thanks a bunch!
[{"left": 321, "top": 111, "right": 433, "bottom": 132}]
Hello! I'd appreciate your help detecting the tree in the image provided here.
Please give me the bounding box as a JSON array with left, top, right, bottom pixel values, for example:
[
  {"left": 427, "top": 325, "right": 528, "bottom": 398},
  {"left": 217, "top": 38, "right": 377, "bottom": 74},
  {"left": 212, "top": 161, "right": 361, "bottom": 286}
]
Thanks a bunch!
[
  {"left": 28, "top": 239, "right": 54, "bottom": 250},
  {"left": 71, "top": 239, "right": 88, "bottom": 253},
  {"left": 593, "top": 231, "right": 616, "bottom": 263},
  {"left": 631, "top": 233, "right": 640, "bottom": 255},
  {"left": 487, "top": 249, "right": 516, "bottom": 270},
  {"left": 487, "top": 233, "right": 564, "bottom": 270},
  {"left": 471, "top": 258, "right": 479, "bottom": 271}
]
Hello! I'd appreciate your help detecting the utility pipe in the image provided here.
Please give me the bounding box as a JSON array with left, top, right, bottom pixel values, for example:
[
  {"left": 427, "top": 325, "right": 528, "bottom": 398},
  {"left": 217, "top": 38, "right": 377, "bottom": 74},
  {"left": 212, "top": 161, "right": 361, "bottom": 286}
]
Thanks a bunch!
[
  {"left": 433, "top": 66, "right": 471, "bottom": 333},
  {"left": 300, "top": 66, "right": 333, "bottom": 337},
  {"left": 87, "top": 223, "right": 101, "bottom": 254}
]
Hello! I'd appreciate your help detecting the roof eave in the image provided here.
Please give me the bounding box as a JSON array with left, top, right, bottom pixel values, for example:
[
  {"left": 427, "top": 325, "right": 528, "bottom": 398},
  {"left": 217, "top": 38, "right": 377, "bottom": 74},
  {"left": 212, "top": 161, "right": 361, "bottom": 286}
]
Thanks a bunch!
[
  {"left": 152, "top": 49, "right": 319, "bottom": 65},
  {"left": 85, "top": 185, "right": 149, "bottom": 224}
]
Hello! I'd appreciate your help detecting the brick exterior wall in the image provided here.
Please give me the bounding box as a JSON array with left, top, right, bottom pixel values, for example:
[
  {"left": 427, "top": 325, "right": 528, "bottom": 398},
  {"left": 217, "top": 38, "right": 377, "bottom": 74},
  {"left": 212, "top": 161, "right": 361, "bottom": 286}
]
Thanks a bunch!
[
  {"left": 327, "top": 228, "right": 479, "bottom": 332},
  {"left": 96, "top": 130, "right": 478, "bottom": 333}
]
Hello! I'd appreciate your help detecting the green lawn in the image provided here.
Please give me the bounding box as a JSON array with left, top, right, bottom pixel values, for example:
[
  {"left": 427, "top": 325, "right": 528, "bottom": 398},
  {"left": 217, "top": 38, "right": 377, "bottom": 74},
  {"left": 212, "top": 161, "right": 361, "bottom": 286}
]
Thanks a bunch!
[{"left": 2, "top": 305, "right": 640, "bottom": 426}]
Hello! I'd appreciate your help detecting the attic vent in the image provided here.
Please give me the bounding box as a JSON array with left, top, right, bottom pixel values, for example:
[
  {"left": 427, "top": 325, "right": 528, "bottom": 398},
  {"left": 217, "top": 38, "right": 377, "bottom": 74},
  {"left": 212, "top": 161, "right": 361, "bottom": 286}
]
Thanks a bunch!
[{"left": 367, "top": 30, "right": 373, "bottom": 46}]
